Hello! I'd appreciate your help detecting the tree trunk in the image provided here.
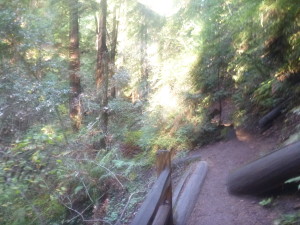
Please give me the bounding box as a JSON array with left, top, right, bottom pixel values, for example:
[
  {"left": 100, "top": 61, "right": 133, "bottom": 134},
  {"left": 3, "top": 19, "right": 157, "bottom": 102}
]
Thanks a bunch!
[
  {"left": 95, "top": 0, "right": 109, "bottom": 149},
  {"left": 69, "top": 0, "right": 82, "bottom": 131},
  {"left": 109, "top": 5, "right": 119, "bottom": 98},
  {"left": 140, "top": 19, "right": 149, "bottom": 98},
  {"left": 110, "top": 5, "right": 118, "bottom": 68},
  {"left": 95, "top": 0, "right": 108, "bottom": 88},
  {"left": 227, "top": 141, "right": 300, "bottom": 195}
]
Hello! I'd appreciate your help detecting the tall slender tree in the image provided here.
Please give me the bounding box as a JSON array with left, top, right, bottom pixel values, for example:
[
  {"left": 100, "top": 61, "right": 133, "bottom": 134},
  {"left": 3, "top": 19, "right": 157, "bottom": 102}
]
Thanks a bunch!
[
  {"left": 109, "top": 4, "right": 119, "bottom": 98},
  {"left": 140, "top": 13, "right": 149, "bottom": 98},
  {"left": 69, "top": 0, "right": 82, "bottom": 131},
  {"left": 95, "top": 0, "right": 108, "bottom": 88},
  {"left": 95, "top": 0, "right": 109, "bottom": 148}
]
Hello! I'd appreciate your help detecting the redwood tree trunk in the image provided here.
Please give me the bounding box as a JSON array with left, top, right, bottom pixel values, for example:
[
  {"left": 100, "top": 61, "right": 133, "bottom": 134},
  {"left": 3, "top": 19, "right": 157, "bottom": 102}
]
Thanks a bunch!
[
  {"left": 95, "top": 0, "right": 109, "bottom": 149},
  {"left": 110, "top": 5, "right": 118, "bottom": 68},
  {"left": 140, "top": 21, "right": 149, "bottom": 98},
  {"left": 95, "top": 0, "right": 108, "bottom": 88},
  {"left": 110, "top": 5, "right": 119, "bottom": 98},
  {"left": 69, "top": 0, "right": 82, "bottom": 131}
]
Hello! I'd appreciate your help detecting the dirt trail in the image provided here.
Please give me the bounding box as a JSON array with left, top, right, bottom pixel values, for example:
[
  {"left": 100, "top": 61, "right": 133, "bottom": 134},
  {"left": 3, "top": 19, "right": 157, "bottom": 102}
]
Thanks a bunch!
[{"left": 187, "top": 129, "right": 280, "bottom": 225}]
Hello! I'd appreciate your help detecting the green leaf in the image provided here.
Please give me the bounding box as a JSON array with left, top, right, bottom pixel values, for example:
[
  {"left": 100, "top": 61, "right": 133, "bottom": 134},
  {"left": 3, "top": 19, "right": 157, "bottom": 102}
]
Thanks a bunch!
[
  {"left": 259, "top": 197, "right": 273, "bottom": 207},
  {"left": 285, "top": 176, "right": 300, "bottom": 184},
  {"left": 74, "top": 186, "right": 84, "bottom": 195}
]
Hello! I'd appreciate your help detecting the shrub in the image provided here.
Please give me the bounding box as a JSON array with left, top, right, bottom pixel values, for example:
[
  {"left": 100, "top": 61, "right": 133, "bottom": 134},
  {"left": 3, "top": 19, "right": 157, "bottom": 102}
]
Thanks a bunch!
[{"left": 120, "top": 131, "right": 142, "bottom": 157}]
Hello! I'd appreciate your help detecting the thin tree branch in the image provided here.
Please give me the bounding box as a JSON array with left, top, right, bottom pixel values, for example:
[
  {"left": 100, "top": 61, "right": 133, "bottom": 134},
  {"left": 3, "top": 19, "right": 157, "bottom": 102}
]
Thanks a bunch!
[
  {"left": 73, "top": 159, "right": 124, "bottom": 189},
  {"left": 115, "top": 191, "right": 143, "bottom": 224},
  {"left": 80, "top": 177, "right": 94, "bottom": 203},
  {"left": 66, "top": 194, "right": 105, "bottom": 223},
  {"left": 60, "top": 196, "right": 112, "bottom": 225},
  {"left": 84, "top": 219, "right": 112, "bottom": 224}
]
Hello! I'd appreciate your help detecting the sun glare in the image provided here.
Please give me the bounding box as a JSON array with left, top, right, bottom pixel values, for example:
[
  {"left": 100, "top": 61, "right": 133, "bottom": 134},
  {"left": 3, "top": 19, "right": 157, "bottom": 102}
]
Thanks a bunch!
[
  {"left": 138, "top": 0, "right": 178, "bottom": 16},
  {"left": 151, "top": 85, "right": 178, "bottom": 113}
]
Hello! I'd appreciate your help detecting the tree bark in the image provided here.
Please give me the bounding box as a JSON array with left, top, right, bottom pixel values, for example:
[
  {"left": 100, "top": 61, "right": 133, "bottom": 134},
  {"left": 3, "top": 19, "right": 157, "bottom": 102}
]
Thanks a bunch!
[
  {"left": 95, "top": 0, "right": 108, "bottom": 88},
  {"left": 140, "top": 16, "right": 149, "bottom": 98},
  {"left": 227, "top": 141, "right": 300, "bottom": 195},
  {"left": 173, "top": 161, "right": 208, "bottom": 225},
  {"left": 69, "top": 0, "right": 82, "bottom": 131},
  {"left": 95, "top": 0, "right": 109, "bottom": 149},
  {"left": 110, "top": 5, "right": 119, "bottom": 68},
  {"left": 109, "top": 5, "right": 119, "bottom": 98}
]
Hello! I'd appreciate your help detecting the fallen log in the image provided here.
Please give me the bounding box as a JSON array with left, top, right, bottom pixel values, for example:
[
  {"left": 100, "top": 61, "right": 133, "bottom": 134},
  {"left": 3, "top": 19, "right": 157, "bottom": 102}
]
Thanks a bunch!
[
  {"left": 227, "top": 141, "right": 300, "bottom": 195},
  {"left": 258, "top": 103, "right": 285, "bottom": 128},
  {"left": 173, "top": 161, "right": 208, "bottom": 225},
  {"left": 152, "top": 204, "right": 172, "bottom": 225}
]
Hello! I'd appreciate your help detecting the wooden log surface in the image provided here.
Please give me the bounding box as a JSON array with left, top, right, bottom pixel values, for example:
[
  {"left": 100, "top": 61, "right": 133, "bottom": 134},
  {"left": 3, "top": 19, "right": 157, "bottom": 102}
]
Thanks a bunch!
[
  {"left": 227, "top": 141, "right": 300, "bottom": 195},
  {"left": 172, "top": 162, "right": 197, "bottom": 206},
  {"left": 131, "top": 150, "right": 173, "bottom": 225},
  {"left": 152, "top": 204, "right": 171, "bottom": 225},
  {"left": 156, "top": 150, "right": 172, "bottom": 176},
  {"left": 258, "top": 103, "right": 285, "bottom": 128},
  {"left": 173, "top": 161, "right": 208, "bottom": 225},
  {"left": 131, "top": 169, "right": 171, "bottom": 225},
  {"left": 155, "top": 150, "right": 173, "bottom": 225}
]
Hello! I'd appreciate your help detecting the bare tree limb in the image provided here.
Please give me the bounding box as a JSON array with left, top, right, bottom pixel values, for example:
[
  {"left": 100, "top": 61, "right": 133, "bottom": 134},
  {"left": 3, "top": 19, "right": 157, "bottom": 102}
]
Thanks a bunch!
[
  {"left": 115, "top": 191, "right": 143, "bottom": 225},
  {"left": 59, "top": 195, "right": 112, "bottom": 225},
  {"left": 74, "top": 159, "right": 124, "bottom": 189},
  {"left": 66, "top": 194, "right": 105, "bottom": 223},
  {"left": 80, "top": 177, "right": 94, "bottom": 203}
]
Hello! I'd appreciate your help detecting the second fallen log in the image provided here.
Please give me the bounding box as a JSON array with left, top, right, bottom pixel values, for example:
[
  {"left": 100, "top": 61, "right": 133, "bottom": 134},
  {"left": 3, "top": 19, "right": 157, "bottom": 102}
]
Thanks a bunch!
[
  {"left": 258, "top": 102, "right": 286, "bottom": 128},
  {"left": 227, "top": 141, "right": 300, "bottom": 195}
]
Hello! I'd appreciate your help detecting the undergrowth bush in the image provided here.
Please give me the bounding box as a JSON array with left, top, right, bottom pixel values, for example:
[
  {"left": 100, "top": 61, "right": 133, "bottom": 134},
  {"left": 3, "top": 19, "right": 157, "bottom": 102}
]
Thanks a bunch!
[
  {"left": 120, "top": 131, "right": 142, "bottom": 157},
  {"left": 0, "top": 120, "right": 156, "bottom": 225},
  {"left": 0, "top": 124, "right": 68, "bottom": 224}
]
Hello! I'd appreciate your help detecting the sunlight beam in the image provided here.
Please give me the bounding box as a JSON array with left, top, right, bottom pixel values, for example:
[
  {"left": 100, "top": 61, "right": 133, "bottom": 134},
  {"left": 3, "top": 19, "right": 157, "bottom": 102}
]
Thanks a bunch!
[{"left": 138, "top": 0, "right": 178, "bottom": 16}]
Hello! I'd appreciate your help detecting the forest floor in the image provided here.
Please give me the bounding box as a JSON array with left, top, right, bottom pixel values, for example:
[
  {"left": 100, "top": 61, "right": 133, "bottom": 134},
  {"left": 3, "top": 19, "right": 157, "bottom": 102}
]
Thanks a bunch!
[{"left": 185, "top": 127, "right": 300, "bottom": 225}]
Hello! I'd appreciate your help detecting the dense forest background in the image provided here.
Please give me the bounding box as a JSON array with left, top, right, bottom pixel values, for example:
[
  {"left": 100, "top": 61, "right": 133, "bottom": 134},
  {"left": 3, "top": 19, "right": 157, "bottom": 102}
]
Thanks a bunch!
[{"left": 0, "top": 0, "right": 299, "bottom": 224}]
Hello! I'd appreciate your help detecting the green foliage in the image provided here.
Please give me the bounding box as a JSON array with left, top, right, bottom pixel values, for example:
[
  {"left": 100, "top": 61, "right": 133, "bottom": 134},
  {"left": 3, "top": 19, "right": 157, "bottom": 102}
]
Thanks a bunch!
[
  {"left": 0, "top": 124, "right": 68, "bottom": 224},
  {"left": 285, "top": 176, "right": 300, "bottom": 190},
  {"left": 259, "top": 197, "right": 273, "bottom": 207},
  {"left": 189, "top": 0, "right": 299, "bottom": 128},
  {"left": 0, "top": 74, "right": 68, "bottom": 142},
  {"left": 252, "top": 79, "right": 276, "bottom": 112},
  {"left": 274, "top": 213, "right": 300, "bottom": 225},
  {"left": 124, "top": 131, "right": 142, "bottom": 145},
  {"left": 1, "top": 0, "right": 299, "bottom": 223},
  {"left": 0, "top": 0, "right": 69, "bottom": 141},
  {"left": 108, "top": 98, "right": 143, "bottom": 139}
]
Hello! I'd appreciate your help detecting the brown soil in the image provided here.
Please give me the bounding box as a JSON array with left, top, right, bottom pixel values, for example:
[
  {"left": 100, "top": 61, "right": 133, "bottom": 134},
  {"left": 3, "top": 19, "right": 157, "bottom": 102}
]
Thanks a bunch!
[{"left": 187, "top": 128, "right": 284, "bottom": 225}]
